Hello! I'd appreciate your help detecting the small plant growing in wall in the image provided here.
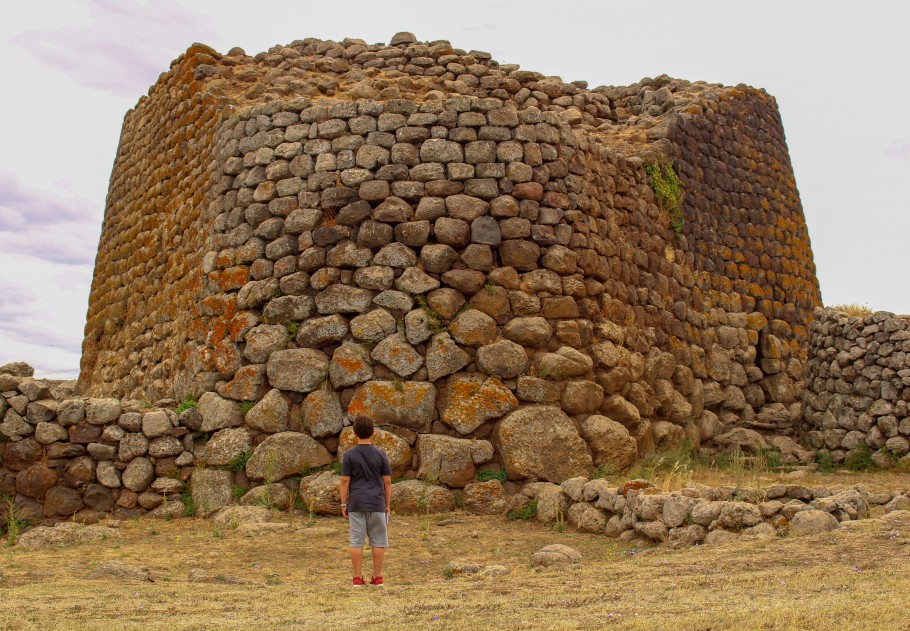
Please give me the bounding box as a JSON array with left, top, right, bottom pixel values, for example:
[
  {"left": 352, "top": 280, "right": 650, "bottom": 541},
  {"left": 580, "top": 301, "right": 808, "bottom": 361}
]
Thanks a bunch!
[
  {"left": 176, "top": 395, "right": 198, "bottom": 414},
  {"left": 645, "top": 159, "right": 685, "bottom": 237}
]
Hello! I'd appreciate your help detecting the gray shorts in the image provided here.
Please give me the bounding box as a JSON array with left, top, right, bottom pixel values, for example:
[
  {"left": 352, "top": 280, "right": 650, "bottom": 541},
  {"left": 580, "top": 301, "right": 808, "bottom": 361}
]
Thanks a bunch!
[{"left": 348, "top": 511, "right": 388, "bottom": 548}]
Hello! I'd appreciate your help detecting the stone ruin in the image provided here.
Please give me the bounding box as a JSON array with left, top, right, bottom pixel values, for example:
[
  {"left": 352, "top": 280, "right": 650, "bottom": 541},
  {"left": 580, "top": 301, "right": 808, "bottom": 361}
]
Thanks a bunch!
[{"left": 19, "top": 32, "right": 904, "bottom": 531}]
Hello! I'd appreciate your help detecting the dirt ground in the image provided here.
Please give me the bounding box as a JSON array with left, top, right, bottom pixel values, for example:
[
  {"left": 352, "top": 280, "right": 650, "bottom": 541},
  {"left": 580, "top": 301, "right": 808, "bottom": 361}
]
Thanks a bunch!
[{"left": 2, "top": 468, "right": 909, "bottom": 631}]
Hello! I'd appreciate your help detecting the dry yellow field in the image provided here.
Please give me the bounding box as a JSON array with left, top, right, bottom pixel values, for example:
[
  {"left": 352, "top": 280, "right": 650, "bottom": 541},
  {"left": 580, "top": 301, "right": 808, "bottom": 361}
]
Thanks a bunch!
[{"left": 2, "top": 467, "right": 910, "bottom": 631}]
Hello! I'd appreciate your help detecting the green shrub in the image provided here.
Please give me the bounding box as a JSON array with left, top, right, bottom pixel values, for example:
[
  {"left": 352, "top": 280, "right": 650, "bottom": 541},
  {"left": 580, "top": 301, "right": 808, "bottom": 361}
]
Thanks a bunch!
[
  {"left": 508, "top": 499, "right": 538, "bottom": 521},
  {"left": 225, "top": 449, "right": 253, "bottom": 473},
  {"left": 645, "top": 160, "right": 684, "bottom": 237},
  {"left": 180, "top": 484, "right": 197, "bottom": 517},
  {"left": 239, "top": 401, "right": 256, "bottom": 415},
  {"left": 845, "top": 445, "right": 875, "bottom": 471},
  {"left": 476, "top": 469, "right": 508, "bottom": 483},
  {"left": 176, "top": 395, "right": 198, "bottom": 415},
  {"left": 286, "top": 321, "right": 301, "bottom": 339},
  {"left": 816, "top": 449, "right": 834, "bottom": 473}
]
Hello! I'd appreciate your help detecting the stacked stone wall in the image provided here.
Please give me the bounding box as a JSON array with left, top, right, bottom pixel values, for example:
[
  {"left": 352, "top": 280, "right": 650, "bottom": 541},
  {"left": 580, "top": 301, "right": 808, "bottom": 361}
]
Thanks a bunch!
[
  {"left": 73, "top": 35, "right": 823, "bottom": 495},
  {"left": 802, "top": 308, "right": 910, "bottom": 465},
  {"left": 78, "top": 46, "right": 232, "bottom": 401}
]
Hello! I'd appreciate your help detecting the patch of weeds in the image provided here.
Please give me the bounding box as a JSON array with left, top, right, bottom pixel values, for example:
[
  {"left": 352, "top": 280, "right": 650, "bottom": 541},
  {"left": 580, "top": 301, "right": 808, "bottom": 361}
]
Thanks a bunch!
[
  {"left": 149, "top": 526, "right": 159, "bottom": 536},
  {"left": 193, "top": 430, "right": 213, "bottom": 444},
  {"left": 392, "top": 374, "right": 405, "bottom": 392},
  {"left": 3, "top": 498, "right": 29, "bottom": 546},
  {"left": 552, "top": 507, "right": 566, "bottom": 532},
  {"left": 265, "top": 572, "right": 281, "bottom": 586},
  {"left": 483, "top": 280, "right": 497, "bottom": 295},
  {"left": 176, "top": 395, "right": 198, "bottom": 414},
  {"left": 415, "top": 295, "right": 449, "bottom": 334},
  {"left": 829, "top": 303, "right": 873, "bottom": 318},
  {"left": 508, "top": 499, "right": 538, "bottom": 521},
  {"left": 239, "top": 401, "right": 256, "bottom": 415},
  {"left": 476, "top": 469, "right": 508, "bottom": 483},
  {"left": 331, "top": 461, "right": 343, "bottom": 475},
  {"left": 816, "top": 449, "right": 834, "bottom": 473},
  {"left": 453, "top": 494, "right": 464, "bottom": 509},
  {"left": 443, "top": 562, "right": 454, "bottom": 579},
  {"left": 590, "top": 465, "right": 617, "bottom": 480},
  {"left": 232, "top": 485, "right": 247, "bottom": 501},
  {"left": 845, "top": 444, "right": 876, "bottom": 471},
  {"left": 292, "top": 492, "right": 307, "bottom": 512},
  {"left": 225, "top": 449, "right": 253, "bottom": 473},
  {"left": 645, "top": 159, "right": 684, "bottom": 237},
  {"left": 286, "top": 321, "right": 301, "bottom": 339},
  {"left": 180, "top": 484, "right": 197, "bottom": 518},
  {"left": 212, "top": 525, "right": 223, "bottom": 539},
  {"left": 138, "top": 400, "right": 155, "bottom": 409}
]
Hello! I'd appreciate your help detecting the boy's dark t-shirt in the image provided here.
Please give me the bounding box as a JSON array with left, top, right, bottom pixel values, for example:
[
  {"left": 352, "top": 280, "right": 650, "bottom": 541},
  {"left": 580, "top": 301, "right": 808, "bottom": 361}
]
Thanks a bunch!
[{"left": 341, "top": 444, "right": 391, "bottom": 512}]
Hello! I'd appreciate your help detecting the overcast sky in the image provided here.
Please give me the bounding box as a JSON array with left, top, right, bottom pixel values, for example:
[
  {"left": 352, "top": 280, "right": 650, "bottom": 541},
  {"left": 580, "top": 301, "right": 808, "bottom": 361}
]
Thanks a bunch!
[{"left": 1, "top": 0, "right": 908, "bottom": 378}]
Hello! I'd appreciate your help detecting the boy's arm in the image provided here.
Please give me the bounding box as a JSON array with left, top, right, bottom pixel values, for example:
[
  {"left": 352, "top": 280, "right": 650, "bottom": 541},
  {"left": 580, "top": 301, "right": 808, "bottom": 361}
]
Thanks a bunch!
[
  {"left": 383, "top": 475, "right": 392, "bottom": 514},
  {"left": 339, "top": 476, "right": 350, "bottom": 519}
]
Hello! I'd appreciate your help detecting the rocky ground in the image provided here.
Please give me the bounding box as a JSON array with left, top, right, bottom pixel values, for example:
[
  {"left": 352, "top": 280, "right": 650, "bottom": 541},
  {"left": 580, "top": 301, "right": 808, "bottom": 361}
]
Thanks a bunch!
[{"left": 2, "top": 471, "right": 909, "bottom": 630}]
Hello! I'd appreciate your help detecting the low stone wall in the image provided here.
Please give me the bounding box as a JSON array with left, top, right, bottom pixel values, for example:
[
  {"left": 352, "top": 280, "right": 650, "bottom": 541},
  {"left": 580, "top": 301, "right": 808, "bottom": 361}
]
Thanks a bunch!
[{"left": 802, "top": 308, "right": 910, "bottom": 466}]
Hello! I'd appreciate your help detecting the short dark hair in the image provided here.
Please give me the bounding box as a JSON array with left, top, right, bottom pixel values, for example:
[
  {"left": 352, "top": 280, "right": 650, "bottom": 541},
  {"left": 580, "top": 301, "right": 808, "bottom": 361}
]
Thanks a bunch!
[{"left": 352, "top": 416, "right": 374, "bottom": 439}]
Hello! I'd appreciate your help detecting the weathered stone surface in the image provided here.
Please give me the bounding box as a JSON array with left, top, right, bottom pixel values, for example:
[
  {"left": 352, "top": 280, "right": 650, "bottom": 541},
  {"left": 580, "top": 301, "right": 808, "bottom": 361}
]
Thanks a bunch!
[
  {"left": 425, "top": 333, "right": 471, "bottom": 381},
  {"left": 502, "top": 317, "right": 552, "bottom": 348},
  {"left": 203, "top": 427, "right": 252, "bottom": 467},
  {"left": 17, "top": 522, "right": 120, "bottom": 549},
  {"left": 266, "top": 349, "right": 329, "bottom": 393},
  {"left": 449, "top": 309, "right": 497, "bottom": 347},
  {"left": 561, "top": 381, "right": 604, "bottom": 414},
  {"left": 580, "top": 415, "right": 638, "bottom": 470},
  {"left": 567, "top": 502, "right": 608, "bottom": 533},
  {"left": 531, "top": 544, "right": 581, "bottom": 567},
  {"left": 347, "top": 381, "right": 436, "bottom": 430},
  {"left": 390, "top": 480, "right": 455, "bottom": 514},
  {"left": 790, "top": 509, "right": 839, "bottom": 536},
  {"left": 476, "top": 340, "right": 528, "bottom": 378},
  {"left": 350, "top": 309, "right": 397, "bottom": 343},
  {"left": 495, "top": 405, "right": 593, "bottom": 482},
  {"left": 296, "top": 314, "right": 348, "bottom": 347},
  {"left": 338, "top": 426, "right": 412, "bottom": 478},
  {"left": 96, "top": 461, "right": 121, "bottom": 488},
  {"left": 417, "top": 434, "right": 493, "bottom": 487},
  {"left": 395, "top": 267, "right": 439, "bottom": 294},
  {"left": 243, "top": 325, "right": 287, "bottom": 363},
  {"left": 16, "top": 463, "right": 57, "bottom": 499},
  {"left": 246, "top": 432, "right": 332, "bottom": 481},
  {"left": 438, "top": 374, "right": 518, "bottom": 435},
  {"left": 315, "top": 285, "right": 375, "bottom": 314},
  {"left": 197, "top": 392, "right": 244, "bottom": 432},
  {"left": 122, "top": 457, "right": 155, "bottom": 492},
  {"left": 463, "top": 479, "right": 508, "bottom": 515},
  {"left": 86, "top": 398, "right": 121, "bottom": 425},
  {"left": 141, "top": 410, "right": 172, "bottom": 439},
  {"left": 537, "top": 347, "right": 593, "bottom": 380},
  {"left": 191, "top": 468, "right": 234, "bottom": 517},
  {"left": 43, "top": 486, "right": 85, "bottom": 517},
  {"left": 245, "top": 388, "right": 289, "bottom": 434},
  {"left": 371, "top": 333, "right": 424, "bottom": 377},
  {"left": 302, "top": 390, "right": 345, "bottom": 438},
  {"left": 299, "top": 471, "right": 342, "bottom": 515},
  {"left": 240, "top": 484, "right": 292, "bottom": 510},
  {"left": 329, "top": 343, "right": 374, "bottom": 388},
  {"left": 34, "top": 422, "right": 68, "bottom": 444}
]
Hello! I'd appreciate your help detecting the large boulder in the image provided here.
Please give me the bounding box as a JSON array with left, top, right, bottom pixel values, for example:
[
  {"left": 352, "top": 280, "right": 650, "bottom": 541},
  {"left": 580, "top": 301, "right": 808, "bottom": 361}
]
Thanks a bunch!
[
  {"left": 416, "top": 434, "right": 494, "bottom": 488},
  {"left": 347, "top": 380, "right": 436, "bottom": 431},
  {"left": 790, "top": 509, "right": 839, "bottom": 536},
  {"left": 299, "top": 471, "right": 342, "bottom": 515},
  {"left": 463, "top": 479, "right": 508, "bottom": 515},
  {"left": 536, "top": 347, "right": 593, "bottom": 380},
  {"left": 437, "top": 374, "right": 518, "bottom": 435},
  {"left": 197, "top": 392, "right": 243, "bottom": 432},
  {"left": 579, "top": 415, "right": 638, "bottom": 470},
  {"left": 122, "top": 457, "right": 155, "bottom": 492},
  {"left": 475, "top": 340, "right": 528, "bottom": 378},
  {"left": 531, "top": 544, "right": 582, "bottom": 567},
  {"left": 266, "top": 349, "right": 329, "bottom": 393},
  {"left": 338, "top": 426, "right": 412, "bottom": 478},
  {"left": 15, "top": 463, "right": 57, "bottom": 499},
  {"left": 245, "top": 389, "right": 289, "bottom": 434},
  {"left": 329, "top": 343, "right": 374, "bottom": 388},
  {"left": 494, "top": 406, "right": 593, "bottom": 482},
  {"left": 390, "top": 480, "right": 455, "bottom": 515},
  {"left": 425, "top": 333, "right": 471, "bottom": 381},
  {"left": 202, "top": 428, "right": 252, "bottom": 467},
  {"left": 301, "top": 390, "right": 345, "bottom": 438},
  {"left": 245, "top": 432, "right": 332, "bottom": 481},
  {"left": 191, "top": 469, "right": 234, "bottom": 517}
]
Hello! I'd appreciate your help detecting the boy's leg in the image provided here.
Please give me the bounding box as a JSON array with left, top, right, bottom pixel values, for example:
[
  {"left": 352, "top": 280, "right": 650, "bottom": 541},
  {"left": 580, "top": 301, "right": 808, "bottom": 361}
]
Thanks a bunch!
[
  {"left": 372, "top": 546, "right": 385, "bottom": 577},
  {"left": 365, "top": 512, "right": 389, "bottom": 579},
  {"left": 349, "top": 547, "right": 364, "bottom": 578},
  {"left": 348, "top": 512, "right": 368, "bottom": 578}
]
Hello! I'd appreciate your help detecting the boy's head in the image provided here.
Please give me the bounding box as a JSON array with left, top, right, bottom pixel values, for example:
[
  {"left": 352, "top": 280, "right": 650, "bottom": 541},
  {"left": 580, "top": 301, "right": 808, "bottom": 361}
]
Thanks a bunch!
[{"left": 352, "top": 416, "right": 375, "bottom": 439}]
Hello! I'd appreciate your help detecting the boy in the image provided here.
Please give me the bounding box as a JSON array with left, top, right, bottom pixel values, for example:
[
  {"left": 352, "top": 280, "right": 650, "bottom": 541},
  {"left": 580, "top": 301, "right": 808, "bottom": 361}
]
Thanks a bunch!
[{"left": 339, "top": 416, "right": 392, "bottom": 587}]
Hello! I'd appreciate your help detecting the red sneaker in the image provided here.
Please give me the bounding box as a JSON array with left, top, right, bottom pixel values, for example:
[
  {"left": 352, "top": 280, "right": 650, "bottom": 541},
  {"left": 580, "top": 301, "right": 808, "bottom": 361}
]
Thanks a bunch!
[
  {"left": 370, "top": 576, "right": 384, "bottom": 587},
  {"left": 352, "top": 577, "right": 366, "bottom": 587}
]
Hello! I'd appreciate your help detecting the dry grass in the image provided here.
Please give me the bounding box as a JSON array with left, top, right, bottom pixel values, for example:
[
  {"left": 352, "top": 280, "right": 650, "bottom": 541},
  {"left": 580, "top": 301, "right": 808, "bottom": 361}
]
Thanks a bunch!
[
  {"left": 2, "top": 491, "right": 910, "bottom": 630},
  {"left": 828, "top": 303, "right": 874, "bottom": 318}
]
